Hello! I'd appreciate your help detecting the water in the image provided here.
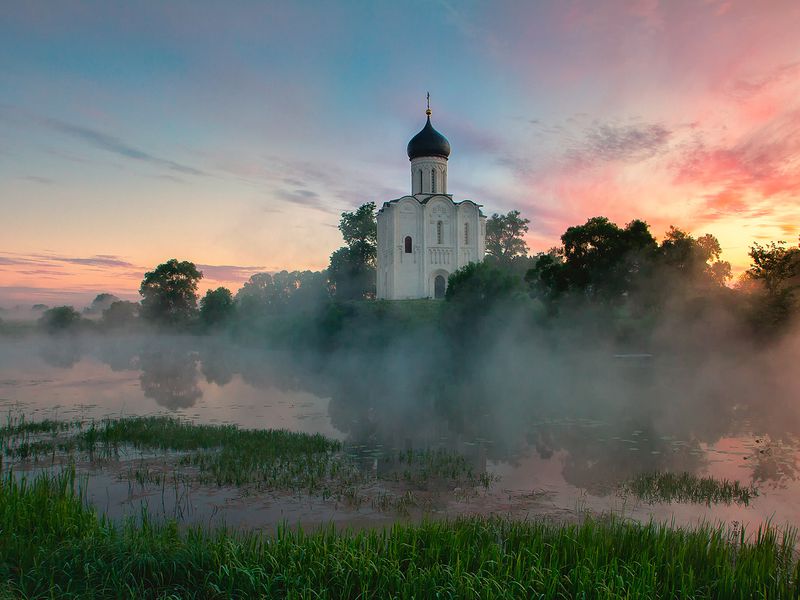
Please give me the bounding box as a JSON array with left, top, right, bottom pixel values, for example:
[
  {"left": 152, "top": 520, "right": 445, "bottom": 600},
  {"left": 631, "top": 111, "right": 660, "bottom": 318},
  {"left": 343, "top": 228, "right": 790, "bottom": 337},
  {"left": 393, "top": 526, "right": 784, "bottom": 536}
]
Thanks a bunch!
[{"left": 2, "top": 334, "right": 799, "bottom": 535}]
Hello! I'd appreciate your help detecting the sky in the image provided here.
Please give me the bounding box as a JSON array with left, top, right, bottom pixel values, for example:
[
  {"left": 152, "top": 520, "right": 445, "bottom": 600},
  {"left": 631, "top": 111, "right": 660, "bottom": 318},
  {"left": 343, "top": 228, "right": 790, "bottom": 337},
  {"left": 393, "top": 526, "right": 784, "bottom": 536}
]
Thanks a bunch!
[{"left": 1, "top": 0, "right": 799, "bottom": 307}]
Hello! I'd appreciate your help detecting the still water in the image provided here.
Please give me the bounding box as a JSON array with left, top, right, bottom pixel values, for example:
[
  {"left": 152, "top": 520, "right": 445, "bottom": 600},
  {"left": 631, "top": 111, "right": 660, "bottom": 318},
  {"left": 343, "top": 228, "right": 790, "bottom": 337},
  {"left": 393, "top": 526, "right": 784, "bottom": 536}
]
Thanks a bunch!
[{"left": 1, "top": 334, "right": 799, "bottom": 534}]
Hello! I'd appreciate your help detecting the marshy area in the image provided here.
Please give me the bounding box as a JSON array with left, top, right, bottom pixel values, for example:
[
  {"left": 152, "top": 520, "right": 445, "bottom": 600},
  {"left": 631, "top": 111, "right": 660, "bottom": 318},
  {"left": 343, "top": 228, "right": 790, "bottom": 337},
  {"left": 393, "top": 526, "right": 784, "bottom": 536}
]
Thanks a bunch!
[{"left": 2, "top": 332, "right": 800, "bottom": 596}]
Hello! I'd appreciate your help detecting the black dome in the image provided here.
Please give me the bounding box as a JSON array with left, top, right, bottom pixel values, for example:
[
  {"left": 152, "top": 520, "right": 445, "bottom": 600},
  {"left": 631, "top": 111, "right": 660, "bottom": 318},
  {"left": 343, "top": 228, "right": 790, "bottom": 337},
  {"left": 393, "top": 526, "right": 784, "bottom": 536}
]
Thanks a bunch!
[{"left": 407, "top": 116, "right": 451, "bottom": 160}]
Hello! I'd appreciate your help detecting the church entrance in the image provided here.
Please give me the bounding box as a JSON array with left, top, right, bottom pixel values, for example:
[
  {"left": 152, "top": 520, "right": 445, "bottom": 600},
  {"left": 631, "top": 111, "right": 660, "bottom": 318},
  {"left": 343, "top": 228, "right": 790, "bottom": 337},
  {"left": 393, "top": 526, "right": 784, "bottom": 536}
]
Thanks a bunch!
[{"left": 434, "top": 275, "right": 446, "bottom": 299}]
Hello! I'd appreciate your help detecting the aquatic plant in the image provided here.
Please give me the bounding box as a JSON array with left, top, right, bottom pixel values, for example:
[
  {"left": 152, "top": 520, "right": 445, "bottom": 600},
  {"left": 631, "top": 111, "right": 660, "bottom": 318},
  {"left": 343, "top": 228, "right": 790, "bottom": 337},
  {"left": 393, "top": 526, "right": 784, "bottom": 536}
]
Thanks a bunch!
[
  {"left": 0, "top": 467, "right": 798, "bottom": 598},
  {"left": 620, "top": 471, "right": 759, "bottom": 506},
  {"left": 1, "top": 416, "right": 495, "bottom": 514}
]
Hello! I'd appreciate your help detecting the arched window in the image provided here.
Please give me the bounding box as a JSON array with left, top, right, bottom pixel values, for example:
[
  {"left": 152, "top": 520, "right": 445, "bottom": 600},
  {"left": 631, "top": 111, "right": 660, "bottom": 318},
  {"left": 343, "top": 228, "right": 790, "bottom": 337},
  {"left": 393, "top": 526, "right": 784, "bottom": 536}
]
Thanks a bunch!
[
  {"left": 404, "top": 236, "right": 412, "bottom": 253},
  {"left": 418, "top": 170, "right": 423, "bottom": 193},
  {"left": 436, "top": 221, "right": 443, "bottom": 245},
  {"left": 431, "top": 169, "right": 436, "bottom": 193},
  {"left": 464, "top": 222, "right": 469, "bottom": 245}
]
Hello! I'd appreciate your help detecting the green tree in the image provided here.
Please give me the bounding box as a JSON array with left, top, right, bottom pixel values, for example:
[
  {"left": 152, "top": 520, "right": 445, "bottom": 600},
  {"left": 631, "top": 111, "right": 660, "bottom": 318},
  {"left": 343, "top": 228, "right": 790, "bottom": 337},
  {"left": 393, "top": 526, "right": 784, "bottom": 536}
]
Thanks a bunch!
[
  {"left": 527, "top": 217, "right": 658, "bottom": 303},
  {"left": 38, "top": 306, "right": 82, "bottom": 333},
  {"left": 485, "top": 210, "right": 530, "bottom": 270},
  {"left": 745, "top": 239, "right": 800, "bottom": 331},
  {"left": 747, "top": 240, "right": 800, "bottom": 297},
  {"left": 84, "top": 293, "right": 120, "bottom": 316},
  {"left": 200, "top": 287, "right": 235, "bottom": 327},
  {"left": 328, "top": 202, "right": 377, "bottom": 300},
  {"left": 658, "top": 227, "right": 731, "bottom": 287},
  {"left": 446, "top": 261, "right": 522, "bottom": 314},
  {"left": 101, "top": 300, "right": 140, "bottom": 329},
  {"left": 139, "top": 259, "right": 203, "bottom": 326}
]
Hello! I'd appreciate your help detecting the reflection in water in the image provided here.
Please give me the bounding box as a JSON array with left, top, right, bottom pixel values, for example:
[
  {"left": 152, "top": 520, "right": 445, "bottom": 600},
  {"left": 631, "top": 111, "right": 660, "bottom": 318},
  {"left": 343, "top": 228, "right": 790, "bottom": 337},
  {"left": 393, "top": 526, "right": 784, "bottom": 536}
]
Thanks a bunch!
[
  {"left": 39, "top": 339, "right": 83, "bottom": 368},
  {"left": 4, "top": 333, "right": 800, "bottom": 530},
  {"left": 138, "top": 346, "right": 201, "bottom": 410}
]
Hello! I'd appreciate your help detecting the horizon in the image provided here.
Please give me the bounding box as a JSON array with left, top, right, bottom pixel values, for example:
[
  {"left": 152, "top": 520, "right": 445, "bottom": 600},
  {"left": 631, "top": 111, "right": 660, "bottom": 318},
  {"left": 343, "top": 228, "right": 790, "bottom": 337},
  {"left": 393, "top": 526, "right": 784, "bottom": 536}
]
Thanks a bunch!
[{"left": 2, "top": 1, "right": 799, "bottom": 306}]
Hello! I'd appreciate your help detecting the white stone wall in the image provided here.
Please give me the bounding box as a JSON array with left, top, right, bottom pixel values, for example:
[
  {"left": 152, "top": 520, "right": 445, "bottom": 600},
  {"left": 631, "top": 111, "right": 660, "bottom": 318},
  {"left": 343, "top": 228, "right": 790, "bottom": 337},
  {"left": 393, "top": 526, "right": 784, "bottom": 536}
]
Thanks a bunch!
[
  {"left": 410, "top": 156, "right": 448, "bottom": 195},
  {"left": 377, "top": 194, "right": 486, "bottom": 300}
]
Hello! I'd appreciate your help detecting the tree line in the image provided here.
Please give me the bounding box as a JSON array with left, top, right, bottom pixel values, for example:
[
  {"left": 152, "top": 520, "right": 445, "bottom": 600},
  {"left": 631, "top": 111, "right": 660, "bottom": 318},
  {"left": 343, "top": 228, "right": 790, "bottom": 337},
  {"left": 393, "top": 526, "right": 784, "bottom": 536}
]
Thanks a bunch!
[{"left": 29, "top": 202, "right": 800, "bottom": 342}]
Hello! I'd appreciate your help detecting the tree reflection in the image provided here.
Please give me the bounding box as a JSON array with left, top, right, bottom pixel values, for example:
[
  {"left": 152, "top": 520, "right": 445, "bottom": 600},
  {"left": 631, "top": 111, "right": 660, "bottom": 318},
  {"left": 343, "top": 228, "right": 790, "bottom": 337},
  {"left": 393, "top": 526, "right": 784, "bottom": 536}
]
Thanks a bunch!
[
  {"left": 39, "top": 339, "right": 83, "bottom": 368},
  {"left": 139, "top": 347, "right": 201, "bottom": 409}
]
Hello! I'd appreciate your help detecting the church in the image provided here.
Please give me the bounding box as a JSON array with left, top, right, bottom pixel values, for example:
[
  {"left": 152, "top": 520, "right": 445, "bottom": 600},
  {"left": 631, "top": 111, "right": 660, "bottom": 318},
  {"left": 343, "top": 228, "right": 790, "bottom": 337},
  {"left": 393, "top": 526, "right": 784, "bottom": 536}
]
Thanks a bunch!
[{"left": 376, "top": 103, "right": 487, "bottom": 300}]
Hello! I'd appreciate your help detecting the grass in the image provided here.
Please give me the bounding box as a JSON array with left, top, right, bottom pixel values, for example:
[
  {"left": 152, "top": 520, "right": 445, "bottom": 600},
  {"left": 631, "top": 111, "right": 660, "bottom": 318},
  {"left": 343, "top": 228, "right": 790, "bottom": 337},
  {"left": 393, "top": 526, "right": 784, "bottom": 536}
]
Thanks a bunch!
[
  {"left": 1, "top": 415, "right": 496, "bottom": 514},
  {"left": 620, "top": 471, "right": 759, "bottom": 506},
  {"left": 0, "top": 467, "right": 798, "bottom": 599}
]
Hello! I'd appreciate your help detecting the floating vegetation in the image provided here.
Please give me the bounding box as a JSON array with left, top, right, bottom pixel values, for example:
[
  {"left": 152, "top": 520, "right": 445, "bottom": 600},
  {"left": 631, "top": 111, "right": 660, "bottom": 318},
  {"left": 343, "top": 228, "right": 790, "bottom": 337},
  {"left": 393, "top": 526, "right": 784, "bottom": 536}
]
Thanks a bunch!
[
  {"left": 1, "top": 467, "right": 798, "bottom": 598},
  {"left": 620, "top": 471, "right": 759, "bottom": 506}
]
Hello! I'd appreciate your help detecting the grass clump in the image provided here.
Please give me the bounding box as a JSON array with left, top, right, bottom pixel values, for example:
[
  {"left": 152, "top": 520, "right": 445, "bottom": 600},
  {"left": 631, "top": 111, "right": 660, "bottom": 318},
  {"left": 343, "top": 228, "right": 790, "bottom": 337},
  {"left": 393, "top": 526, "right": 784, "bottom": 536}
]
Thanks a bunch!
[
  {"left": 621, "top": 471, "right": 759, "bottom": 506},
  {"left": 1, "top": 467, "right": 798, "bottom": 598}
]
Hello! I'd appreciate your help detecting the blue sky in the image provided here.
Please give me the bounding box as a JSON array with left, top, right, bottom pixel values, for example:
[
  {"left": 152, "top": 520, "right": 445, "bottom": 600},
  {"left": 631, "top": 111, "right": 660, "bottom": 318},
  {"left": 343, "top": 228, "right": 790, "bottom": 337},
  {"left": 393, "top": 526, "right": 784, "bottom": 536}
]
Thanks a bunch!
[{"left": 1, "top": 1, "right": 799, "bottom": 304}]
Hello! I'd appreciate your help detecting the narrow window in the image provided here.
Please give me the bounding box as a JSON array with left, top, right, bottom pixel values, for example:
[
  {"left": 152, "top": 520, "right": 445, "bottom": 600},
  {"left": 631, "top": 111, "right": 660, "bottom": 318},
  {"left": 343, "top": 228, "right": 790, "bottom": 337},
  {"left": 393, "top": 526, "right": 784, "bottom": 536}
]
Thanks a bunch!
[
  {"left": 437, "top": 221, "right": 443, "bottom": 245},
  {"left": 464, "top": 222, "right": 469, "bottom": 245},
  {"left": 431, "top": 169, "right": 436, "bottom": 193},
  {"left": 418, "top": 170, "right": 423, "bottom": 192},
  {"left": 404, "top": 236, "right": 412, "bottom": 253}
]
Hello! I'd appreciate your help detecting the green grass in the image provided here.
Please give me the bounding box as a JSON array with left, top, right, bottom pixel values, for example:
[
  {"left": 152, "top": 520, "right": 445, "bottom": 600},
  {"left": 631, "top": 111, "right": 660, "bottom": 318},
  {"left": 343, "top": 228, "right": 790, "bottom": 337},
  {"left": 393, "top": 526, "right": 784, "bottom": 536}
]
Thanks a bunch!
[
  {"left": 1, "top": 416, "right": 495, "bottom": 513},
  {"left": 620, "top": 471, "right": 759, "bottom": 506},
  {"left": 0, "top": 467, "right": 798, "bottom": 599}
]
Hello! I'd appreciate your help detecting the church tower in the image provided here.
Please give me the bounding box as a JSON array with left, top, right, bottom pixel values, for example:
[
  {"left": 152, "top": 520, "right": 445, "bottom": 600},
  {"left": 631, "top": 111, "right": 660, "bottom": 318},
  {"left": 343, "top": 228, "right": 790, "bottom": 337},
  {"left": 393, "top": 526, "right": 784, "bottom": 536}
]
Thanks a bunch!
[{"left": 376, "top": 99, "right": 486, "bottom": 300}]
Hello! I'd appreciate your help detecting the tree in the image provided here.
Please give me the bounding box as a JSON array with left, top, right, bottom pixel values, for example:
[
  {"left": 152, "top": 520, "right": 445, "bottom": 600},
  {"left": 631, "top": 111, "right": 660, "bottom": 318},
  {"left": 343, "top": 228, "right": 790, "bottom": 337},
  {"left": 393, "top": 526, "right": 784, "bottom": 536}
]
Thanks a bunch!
[
  {"left": 745, "top": 239, "right": 800, "bottom": 331},
  {"left": 526, "top": 217, "right": 658, "bottom": 303},
  {"left": 101, "top": 300, "right": 139, "bottom": 329},
  {"left": 83, "top": 293, "right": 120, "bottom": 316},
  {"left": 200, "top": 287, "right": 235, "bottom": 327},
  {"left": 747, "top": 240, "right": 800, "bottom": 297},
  {"left": 327, "top": 202, "right": 377, "bottom": 300},
  {"left": 38, "top": 306, "right": 82, "bottom": 333},
  {"left": 485, "top": 210, "right": 530, "bottom": 270},
  {"left": 139, "top": 259, "right": 203, "bottom": 326},
  {"left": 235, "top": 270, "right": 328, "bottom": 316},
  {"left": 658, "top": 227, "right": 731, "bottom": 287},
  {"left": 445, "top": 261, "right": 522, "bottom": 314}
]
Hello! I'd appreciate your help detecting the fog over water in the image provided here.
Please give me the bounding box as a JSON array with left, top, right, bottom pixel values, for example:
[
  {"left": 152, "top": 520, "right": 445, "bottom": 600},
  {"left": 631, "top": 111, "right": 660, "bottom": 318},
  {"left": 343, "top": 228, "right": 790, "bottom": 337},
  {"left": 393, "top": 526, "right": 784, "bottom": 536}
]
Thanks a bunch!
[{"left": 2, "top": 314, "right": 799, "bottom": 532}]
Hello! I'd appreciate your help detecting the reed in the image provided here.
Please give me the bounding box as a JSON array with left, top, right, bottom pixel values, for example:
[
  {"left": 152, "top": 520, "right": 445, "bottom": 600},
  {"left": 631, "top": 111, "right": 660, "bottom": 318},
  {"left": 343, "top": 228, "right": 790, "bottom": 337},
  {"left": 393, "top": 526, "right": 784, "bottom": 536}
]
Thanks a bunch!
[{"left": 620, "top": 471, "right": 759, "bottom": 506}]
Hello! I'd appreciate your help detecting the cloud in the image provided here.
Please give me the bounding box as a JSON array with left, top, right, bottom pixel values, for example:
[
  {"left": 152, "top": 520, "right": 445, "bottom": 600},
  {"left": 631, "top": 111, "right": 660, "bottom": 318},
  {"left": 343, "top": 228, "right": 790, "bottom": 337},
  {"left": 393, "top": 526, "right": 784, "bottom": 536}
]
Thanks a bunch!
[
  {"left": 565, "top": 121, "right": 672, "bottom": 167},
  {"left": 41, "top": 117, "right": 207, "bottom": 176},
  {"left": 195, "top": 264, "right": 265, "bottom": 282},
  {"left": 0, "top": 252, "right": 135, "bottom": 269},
  {"left": 673, "top": 109, "right": 800, "bottom": 204}
]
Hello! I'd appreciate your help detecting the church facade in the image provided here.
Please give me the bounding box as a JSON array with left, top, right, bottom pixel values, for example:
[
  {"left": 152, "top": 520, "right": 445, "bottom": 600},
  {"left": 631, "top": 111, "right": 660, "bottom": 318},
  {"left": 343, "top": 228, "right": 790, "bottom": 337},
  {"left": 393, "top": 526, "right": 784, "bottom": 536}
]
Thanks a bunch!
[{"left": 376, "top": 106, "right": 486, "bottom": 300}]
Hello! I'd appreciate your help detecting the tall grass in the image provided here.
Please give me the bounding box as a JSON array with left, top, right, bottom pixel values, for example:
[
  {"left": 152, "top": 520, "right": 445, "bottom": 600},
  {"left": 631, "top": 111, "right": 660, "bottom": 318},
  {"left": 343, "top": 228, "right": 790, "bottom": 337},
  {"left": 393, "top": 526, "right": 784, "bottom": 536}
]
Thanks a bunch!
[
  {"left": 621, "top": 471, "right": 759, "bottom": 506},
  {"left": 1, "top": 467, "right": 798, "bottom": 598}
]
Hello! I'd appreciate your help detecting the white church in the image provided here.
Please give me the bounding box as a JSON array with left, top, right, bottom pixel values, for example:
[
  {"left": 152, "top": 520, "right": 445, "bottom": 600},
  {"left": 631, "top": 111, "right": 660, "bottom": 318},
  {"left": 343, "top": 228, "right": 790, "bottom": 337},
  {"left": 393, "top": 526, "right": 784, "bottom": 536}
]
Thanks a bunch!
[{"left": 377, "top": 103, "right": 486, "bottom": 300}]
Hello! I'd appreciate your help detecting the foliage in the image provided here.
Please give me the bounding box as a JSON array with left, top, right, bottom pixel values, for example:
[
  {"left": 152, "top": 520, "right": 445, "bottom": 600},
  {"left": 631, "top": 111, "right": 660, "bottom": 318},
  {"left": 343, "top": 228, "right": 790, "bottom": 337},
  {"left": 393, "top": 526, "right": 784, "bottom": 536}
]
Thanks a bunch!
[
  {"left": 744, "top": 240, "right": 800, "bottom": 333},
  {"left": 37, "top": 306, "right": 83, "bottom": 333},
  {"left": 328, "top": 202, "right": 377, "bottom": 300},
  {"left": 620, "top": 471, "right": 758, "bottom": 506},
  {"left": 139, "top": 259, "right": 203, "bottom": 326},
  {"left": 747, "top": 240, "right": 800, "bottom": 297},
  {"left": 83, "top": 293, "right": 121, "bottom": 316},
  {"left": 526, "top": 219, "right": 733, "bottom": 316},
  {"left": 101, "top": 300, "right": 139, "bottom": 329},
  {"left": 485, "top": 210, "right": 530, "bottom": 270},
  {"left": 446, "top": 262, "right": 523, "bottom": 316},
  {"left": 528, "top": 217, "right": 658, "bottom": 303},
  {"left": 659, "top": 226, "right": 732, "bottom": 288},
  {"left": 199, "top": 287, "right": 235, "bottom": 327},
  {"left": 1, "top": 468, "right": 799, "bottom": 598},
  {"left": 236, "top": 270, "right": 328, "bottom": 316}
]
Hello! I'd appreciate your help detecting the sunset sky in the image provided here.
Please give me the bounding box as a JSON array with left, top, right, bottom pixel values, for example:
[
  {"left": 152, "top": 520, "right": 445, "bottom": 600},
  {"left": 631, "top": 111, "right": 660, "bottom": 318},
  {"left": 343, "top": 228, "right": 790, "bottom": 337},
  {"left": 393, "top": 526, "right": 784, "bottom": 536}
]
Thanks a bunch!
[{"left": 1, "top": 1, "right": 799, "bottom": 307}]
